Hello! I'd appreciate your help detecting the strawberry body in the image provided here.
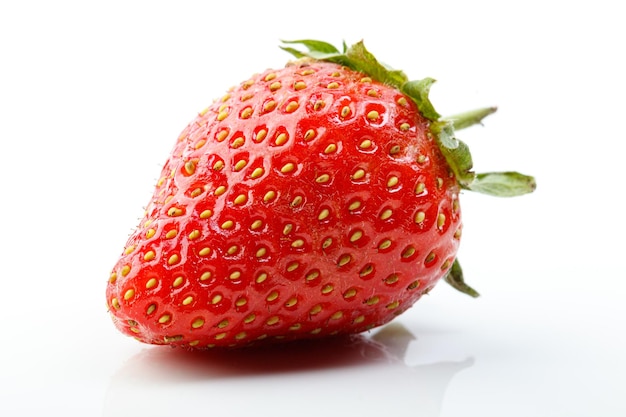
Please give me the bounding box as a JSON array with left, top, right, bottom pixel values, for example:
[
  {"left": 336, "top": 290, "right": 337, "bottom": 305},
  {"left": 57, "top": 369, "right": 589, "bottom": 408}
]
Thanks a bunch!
[{"left": 107, "top": 60, "right": 461, "bottom": 348}]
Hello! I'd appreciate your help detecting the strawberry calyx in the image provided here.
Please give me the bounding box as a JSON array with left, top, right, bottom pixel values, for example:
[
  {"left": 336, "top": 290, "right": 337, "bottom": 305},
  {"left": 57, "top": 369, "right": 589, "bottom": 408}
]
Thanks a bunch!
[{"left": 281, "top": 39, "right": 536, "bottom": 197}]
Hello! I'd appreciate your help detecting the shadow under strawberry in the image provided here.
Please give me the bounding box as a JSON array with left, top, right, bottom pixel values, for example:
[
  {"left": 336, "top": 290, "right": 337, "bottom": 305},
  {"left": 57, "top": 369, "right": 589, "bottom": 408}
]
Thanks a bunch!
[{"left": 102, "top": 323, "right": 474, "bottom": 417}]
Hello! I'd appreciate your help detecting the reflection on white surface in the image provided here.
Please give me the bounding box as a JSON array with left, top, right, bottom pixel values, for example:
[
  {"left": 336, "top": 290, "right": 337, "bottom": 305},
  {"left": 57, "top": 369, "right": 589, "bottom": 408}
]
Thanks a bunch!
[{"left": 102, "top": 324, "right": 473, "bottom": 417}]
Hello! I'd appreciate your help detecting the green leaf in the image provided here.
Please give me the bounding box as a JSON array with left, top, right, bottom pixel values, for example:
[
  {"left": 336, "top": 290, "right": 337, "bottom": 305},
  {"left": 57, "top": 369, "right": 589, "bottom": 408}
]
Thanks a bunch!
[
  {"left": 469, "top": 172, "right": 537, "bottom": 197},
  {"left": 444, "top": 107, "right": 498, "bottom": 131},
  {"left": 437, "top": 138, "right": 476, "bottom": 189},
  {"left": 401, "top": 78, "right": 441, "bottom": 121},
  {"left": 444, "top": 259, "right": 480, "bottom": 298},
  {"left": 430, "top": 120, "right": 458, "bottom": 149},
  {"left": 280, "top": 39, "right": 340, "bottom": 55},
  {"left": 343, "top": 41, "right": 408, "bottom": 87}
]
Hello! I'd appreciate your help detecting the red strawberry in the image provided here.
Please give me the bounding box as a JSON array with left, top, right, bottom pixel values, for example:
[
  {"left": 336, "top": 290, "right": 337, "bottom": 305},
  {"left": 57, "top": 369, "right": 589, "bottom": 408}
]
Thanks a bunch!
[{"left": 106, "top": 40, "right": 535, "bottom": 348}]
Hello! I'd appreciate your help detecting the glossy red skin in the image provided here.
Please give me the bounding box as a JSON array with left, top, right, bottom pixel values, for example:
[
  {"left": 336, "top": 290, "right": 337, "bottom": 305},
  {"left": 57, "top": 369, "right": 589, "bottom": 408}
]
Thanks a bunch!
[{"left": 106, "top": 61, "right": 462, "bottom": 348}]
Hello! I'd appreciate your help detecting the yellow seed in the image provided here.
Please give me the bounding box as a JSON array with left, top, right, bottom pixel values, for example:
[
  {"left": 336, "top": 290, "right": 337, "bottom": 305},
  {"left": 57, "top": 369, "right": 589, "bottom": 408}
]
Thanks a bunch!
[
  {"left": 235, "top": 332, "right": 247, "bottom": 340},
  {"left": 200, "top": 209, "right": 212, "bottom": 219},
  {"left": 397, "top": 97, "right": 408, "bottom": 107},
  {"left": 366, "top": 296, "right": 380, "bottom": 305},
  {"left": 402, "top": 246, "right": 416, "bottom": 258},
  {"left": 168, "top": 254, "right": 180, "bottom": 265},
  {"left": 200, "top": 271, "right": 212, "bottom": 281},
  {"left": 255, "top": 129, "right": 268, "bottom": 142},
  {"left": 146, "top": 303, "right": 156, "bottom": 315},
  {"left": 324, "top": 143, "right": 337, "bottom": 154},
  {"left": 184, "top": 160, "right": 196, "bottom": 175},
  {"left": 359, "top": 264, "right": 374, "bottom": 277},
  {"left": 301, "top": 69, "right": 315, "bottom": 76},
  {"left": 266, "top": 316, "right": 280, "bottom": 325},
  {"left": 275, "top": 132, "right": 288, "bottom": 146},
  {"left": 167, "top": 207, "right": 183, "bottom": 217},
  {"left": 123, "top": 288, "right": 135, "bottom": 301},
  {"left": 437, "top": 177, "right": 444, "bottom": 189},
  {"left": 124, "top": 245, "right": 135, "bottom": 255},
  {"left": 234, "top": 194, "right": 247, "bottom": 205},
  {"left": 417, "top": 154, "right": 427, "bottom": 164},
  {"left": 367, "top": 110, "right": 380, "bottom": 121},
  {"left": 263, "top": 100, "right": 277, "bottom": 112},
  {"left": 110, "top": 297, "right": 120, "bottom": 310},
  {"left": 214, "top": 332, "right": 227, "bottom": 340},
  {"left": 387, "top": 176, "right": 399, "bottom": 188},
  {"left": 190, "top": 187, "right": 204, "bottom": 198},
  {"left": 425, "top": 252, "right": 436, "bottom": 264},
  {"left": 348, "top": 200, "right": 362, "bottom": 211},
  {"left": 217, "top": 319, "right": 229, "bottom": 328},
  {"left": 386, "top": 301, "right": 400, "bottom": 310},
  {"left": 327, "top": 81, "right": 339, "bottom": 89},
  {"left": 264, "top": 73, "right": 277, "bottom": 81},
  {"left": 353, "top": 315, "right": 365, "bottom": 324},
  {"left": 121, "top": 265, "right": 131, "bottom": 277},
  {"left": 330, "top": 311, "right": 343, "bottom": 320},
  {"left": 441, "top": 259, "right": 452, "bottom": 270},
  {"left": 359, "top": 139, "right": 372, "bottom": 149},
  {"left": 285, "top": 297, "right": 298, "bottom": 308},
  {"left": 214, "top": 185, "right": 227, "bottom": 196},
  {"left": 352, "top": 169, "right": 366, "bottom": 180},
  {"left": 233, "top": 160, "right": 247, "bottom": 171},
  {"left": 211, "top": 294, "right": 223, "bottom": 304},
  {"left": 263, "top": 190, "right": 276, "bottom": 202},
  {"left": 415, "top": 182, "right": 426, "bottom": 194},
  {"left": 378, "top": 239, "right": 392, "bottom": 250},
  {"left": 414, "top": 211, "right": 426, "bottom": 223},
  {"left": 266, "top": 291, "right": 279, "bottom": 302},
  {"left": 188, "top": 230, "right": 200, "bottom": 240},
  {"left": 282, "top": 223, "right": 293, "bottom": 235},
  {"left": 294, "top": 81, "right": 306, "bottom": 90},
  {"left": 304, "top": 129, "right": 317, "bottom": 141},
  {"left": 287, "top": 261, "right": 300, "bottom": 272},
  {"left": 109, "top": 272, "right": 117, "bottom": 284},
  {"left": 250, "top": 167, "right": 264, "bottom": 179},
  {"left": 235, "top": 297, "right": 247, "bottom": 307},
  {"left": 384, "top": 274, "right": 399, "bottom": 285},
  {"left": 322, "top": 237, "right": 333, "bottom": 249},
  {"left": 269, "top": 81, "right": 281, "bottom": 91},
  {"left": 337, "top": 254, "right": 352, "bottom": 267},
  {"left": 454, "top": 228, "right": 463, "bottom": 239},
  {"left": 316, "top": 174, "right": 330, "bottom": 183},
  {"left": 437, "top": 213, "right": 446, "bottom": 229},
  {"left": 318, "top": 208, "right": 330, "bottom": 221},
  {"left": 349, "top": 230, "right": 363, "bottom": 242},
  {"left": 309, "top": 304, "right": 322, "bottom": 315},
  {"left": 217, "top": 110, "right": 229, "bottom": 121},
  {"left": 244, "top": 314, "right": 256, "bottom": 324},
  {"left": 172, "top": 276, "right": 184, "bottom": 287},
  {"left": 380, "top": 209, "right": 393, "bottom": 220},
  {"left": 281, "top": 162, "right": 296, "bottom": 174},
  {"left": 143, "top": 250, "right": 156, "bottom": 261},
  {"left": 310, "top": 328, "right": 322, "bottom": 335},
  {"left": 407, "top": 280, "right": 420, "bottom": 290},
  {"left": 367, "top": 89, "right": 379, "bottom": 97},
  {"left": 313, "top": 100, "right": 325, "bottom": 111},
  {"left": 158, "top": 314, "right": 171, "bottom": 324},
  {"left": 216, "top": 129, "right": 229, "bottom": 142},
  {"left": 165, "top": 229, "right": 178, "bottom": 239},
  {"left": 182, "top": 296, "right": 194, "bottom": 306},
  {"left": 146, "top": 278, "right": 157, "bottom": 289},
  {"left": 242, "top": 79, "right": 254, "bottom": 89},
  {"left": 343, "top": 288, "right": 357, "bottom": 299},
  {"left": 256, "top": 247, "right": 267, "bottom": 257},
  {"left": 305, "top": 270, "right": 320, "bottom": 281},
  {"left": 188, "top": 340, "right": 200, "bottom": 347},
  {"left": 289, "top": 324, "right": 301, "bottom": 331},
  {"left": 285, "top": 101, "right": 299, "bottom": 113},
  {"left": 221, "top": 220, "right": 234, "bottom": 229},
  {"left": 290, "top": 195, "right": 303, "bottom": 207},
  {"left": 190, "top": 318, "right": 204, "bottom": 329},
  {"left": 229, "top": 270, "right": 241, "bottom": 280},
  {"left": 361, "top": 77, "right": 372, "bottom": 83},
  {"left": 400, "top": 122, "right": 411, "bottom": 131},
  {"left": 145, "top": 228, "right": 156, "bottom": 239},
  {"left": 341, "top": 106, "right": 351, "bottom": 118},
  {"left": 256, "top": 272, "right": 268, "bottom": 283},
  {"left": 199, "top": 247, "right": 211, "bottom": 257},
  {"left": 195, "top": 139, "right": 206, "bottom": 149},
  {"left": 291, "top": 239, "right": 305, "bottom": 248},
  {"left": 251, "top": 219, "right": 263, "bottom": 230}
]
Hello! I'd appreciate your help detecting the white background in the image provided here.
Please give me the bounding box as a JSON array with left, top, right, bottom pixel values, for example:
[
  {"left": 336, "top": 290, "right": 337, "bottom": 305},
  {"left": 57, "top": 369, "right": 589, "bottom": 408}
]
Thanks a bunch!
[{"left": 1, "top": 1, "right": 624, "bottom": 416}]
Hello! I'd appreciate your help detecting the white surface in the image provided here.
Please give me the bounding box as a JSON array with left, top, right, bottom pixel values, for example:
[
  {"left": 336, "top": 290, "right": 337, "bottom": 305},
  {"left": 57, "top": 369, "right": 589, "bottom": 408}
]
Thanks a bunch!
[{"left": 1, "top": 1, "right": 624, "bottom": 416}]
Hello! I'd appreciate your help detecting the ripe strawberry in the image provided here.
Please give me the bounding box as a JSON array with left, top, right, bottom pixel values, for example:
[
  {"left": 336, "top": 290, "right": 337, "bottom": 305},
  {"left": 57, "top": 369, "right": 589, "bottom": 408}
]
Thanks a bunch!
[{"left": 106, "top": 40, "right": 535, "bottom": 348}]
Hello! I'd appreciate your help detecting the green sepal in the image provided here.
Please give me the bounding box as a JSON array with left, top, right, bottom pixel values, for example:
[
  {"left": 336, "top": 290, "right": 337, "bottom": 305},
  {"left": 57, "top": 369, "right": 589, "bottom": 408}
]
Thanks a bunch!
[
  {"left": 444, "top": 107, "right": 498, "bottom": 131},
  {"left": 438, "top": 138, "right": 476, "bottom": 190},
  {"left": 401, "top": 78, "right": 441, "bottom": 121},
  {"left": 444, "top": 259, "right": 480, "bottom": 298},
  {"left": 467, "top": 171, "right": 537, "bottom": 197}
]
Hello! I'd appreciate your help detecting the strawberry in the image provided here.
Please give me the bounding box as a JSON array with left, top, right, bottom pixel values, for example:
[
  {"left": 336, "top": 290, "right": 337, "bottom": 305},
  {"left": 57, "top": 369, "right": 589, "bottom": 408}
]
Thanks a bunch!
[{"left": 106, "top": 40, "right": 535, "bottom": 348}]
